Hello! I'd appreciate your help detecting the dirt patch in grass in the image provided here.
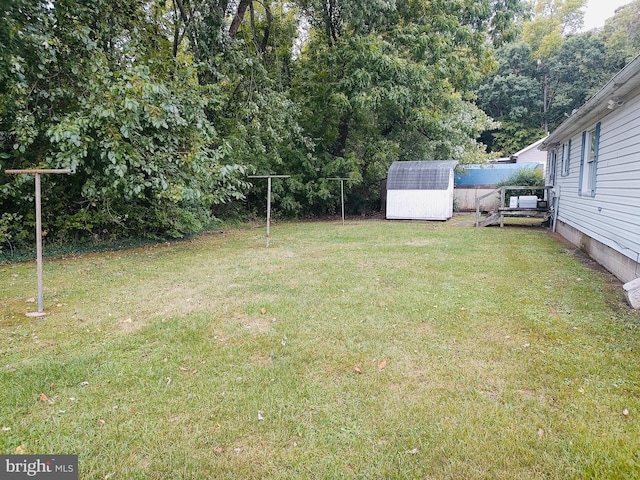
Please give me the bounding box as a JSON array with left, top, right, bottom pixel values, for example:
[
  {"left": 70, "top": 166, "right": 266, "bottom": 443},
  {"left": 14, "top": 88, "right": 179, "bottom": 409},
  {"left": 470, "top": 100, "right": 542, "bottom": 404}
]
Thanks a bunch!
[
  {"left": 115, "top": 317, "right": 146, "bottom": 333},
  {"left": 251, "top": 354, "right": 273, "bottom": 366},
  {"left": 415, "top": 322, "right": 435, "bottom": 335},
  {"left": 233, "top": 312, "right": 273, "bottom": 333}
]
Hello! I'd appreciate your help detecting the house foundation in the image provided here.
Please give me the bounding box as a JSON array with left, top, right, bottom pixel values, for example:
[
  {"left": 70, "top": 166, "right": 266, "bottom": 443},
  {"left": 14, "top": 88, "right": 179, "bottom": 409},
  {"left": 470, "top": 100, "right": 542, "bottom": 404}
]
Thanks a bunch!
[{"left": 556, "top": 220, "right": 640, "bottom": 285}]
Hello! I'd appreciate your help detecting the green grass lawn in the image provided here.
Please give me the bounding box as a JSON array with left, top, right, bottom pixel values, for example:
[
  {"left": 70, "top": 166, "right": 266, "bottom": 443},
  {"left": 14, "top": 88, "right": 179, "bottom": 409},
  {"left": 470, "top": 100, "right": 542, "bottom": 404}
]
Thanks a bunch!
[{"left": 1, "top": 218, "right": 639, "bottom": 479}]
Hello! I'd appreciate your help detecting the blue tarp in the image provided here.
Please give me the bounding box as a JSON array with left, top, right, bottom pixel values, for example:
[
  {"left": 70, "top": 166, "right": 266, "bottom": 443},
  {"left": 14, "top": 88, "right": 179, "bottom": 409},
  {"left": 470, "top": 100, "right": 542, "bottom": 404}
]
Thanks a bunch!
[{"left": 455, "top": 163, "right": 543, "bottom": 186}]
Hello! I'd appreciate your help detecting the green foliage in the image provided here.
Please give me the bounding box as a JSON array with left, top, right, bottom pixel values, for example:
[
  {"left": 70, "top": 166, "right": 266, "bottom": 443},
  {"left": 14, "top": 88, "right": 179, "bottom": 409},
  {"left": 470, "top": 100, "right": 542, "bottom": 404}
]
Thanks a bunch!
[
  {"left": 601, "top": 0, "right": 640, "bottom": 70},
  {"left": 290, "top": 0, "right": 515, "bottom": 212},
  {"left": 497, "top": 166, "right": 545, "bottom": 187},
  {"left": 476, "top": 0, "right": 632, "bottom": 154},
  {"left": 2, "top": 0, "right": 523, "bottom": 248},
  {"left": 0, "top": 0, "right": 249, "bottom": 247},
  {"left": 497, "top": 166, "right": 545, "bottom": 202},
  {"left": 523, "top": 0, "right": 587, "bottom": 60},
  {"left": 0, "top": 212, "right": 22, "bottom": 255}
]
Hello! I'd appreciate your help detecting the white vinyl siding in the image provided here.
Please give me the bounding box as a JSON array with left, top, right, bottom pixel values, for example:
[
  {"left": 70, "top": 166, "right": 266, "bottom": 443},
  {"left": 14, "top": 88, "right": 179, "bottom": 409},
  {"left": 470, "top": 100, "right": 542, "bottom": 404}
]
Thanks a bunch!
[{"left": 552, "top": 93, "right": 640, "bottom": 267}]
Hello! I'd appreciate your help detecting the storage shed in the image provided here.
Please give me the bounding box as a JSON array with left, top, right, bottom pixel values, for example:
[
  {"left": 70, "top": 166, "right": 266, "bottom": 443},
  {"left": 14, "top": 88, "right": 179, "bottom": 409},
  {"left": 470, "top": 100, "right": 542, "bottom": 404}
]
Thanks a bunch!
[{"left": 386, "top": 160, "right": 458, "bottom": 220}]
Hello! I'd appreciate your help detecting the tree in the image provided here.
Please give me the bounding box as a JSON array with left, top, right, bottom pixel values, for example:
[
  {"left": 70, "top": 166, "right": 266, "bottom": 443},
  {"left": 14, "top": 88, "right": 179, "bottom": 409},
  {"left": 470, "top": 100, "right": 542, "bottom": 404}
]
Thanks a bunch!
[
  {"left": 476, "top": 42, "right": 545, "bottom": 154},
  {"left": 545, "top": 32, "right": 610, "bottom": 126},
  {"left": 1, "top": 0, "right": 524, "bottom": 250},
  {"left": 476, "top": 0, "right": 620, "bottom": 154},
  {"left": 289, "top": 0, "right": 518, "bottom": 213},
  {"left": 0, "top": 0, "right": 248, "bottom": 246},
  {"left": 600, "top": 0, "right": 640, "bottom": 71},
  {"left": 523, "top": 0, "right": 587, "bottom": 131}
]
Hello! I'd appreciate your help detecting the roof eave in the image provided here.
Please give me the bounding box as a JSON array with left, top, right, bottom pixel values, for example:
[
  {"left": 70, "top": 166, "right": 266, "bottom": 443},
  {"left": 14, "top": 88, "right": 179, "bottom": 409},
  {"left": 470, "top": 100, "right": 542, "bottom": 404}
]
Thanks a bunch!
[{"left": 514, "top": 136, "right": 548, "bottom": 156}]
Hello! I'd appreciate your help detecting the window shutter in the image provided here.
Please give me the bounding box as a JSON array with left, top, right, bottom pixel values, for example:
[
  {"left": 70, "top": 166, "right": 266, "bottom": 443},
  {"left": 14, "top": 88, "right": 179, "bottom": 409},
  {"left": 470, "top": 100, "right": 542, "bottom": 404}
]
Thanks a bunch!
[
  {"left": 591, "top": 122, "right": 601, "bottom": 196},
  {"left": 578, "top": 131, "right": 586, "bottom": 196}
]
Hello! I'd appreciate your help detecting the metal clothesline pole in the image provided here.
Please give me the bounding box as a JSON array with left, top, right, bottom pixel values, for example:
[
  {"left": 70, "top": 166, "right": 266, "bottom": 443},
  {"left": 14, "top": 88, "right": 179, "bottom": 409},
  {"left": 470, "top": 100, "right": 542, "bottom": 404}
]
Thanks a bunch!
[
  {"left": 328, "top": 178, "right": 350, "bottom": 225},
  {"left": 5, "top": 168, "right": 73, "bottom": 316},
  {"left": 248, "top": 175, "right": 290, "bottom": 247}
]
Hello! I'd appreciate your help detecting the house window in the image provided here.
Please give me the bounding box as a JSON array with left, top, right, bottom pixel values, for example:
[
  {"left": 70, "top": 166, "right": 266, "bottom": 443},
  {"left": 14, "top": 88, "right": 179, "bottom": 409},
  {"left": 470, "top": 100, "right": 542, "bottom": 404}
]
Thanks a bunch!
[
  {"left": 579, "top": 123, "right": 600, "bottom": 197},
  {"left": 561, "top": 140, "right": 571, "bottom": 176}
]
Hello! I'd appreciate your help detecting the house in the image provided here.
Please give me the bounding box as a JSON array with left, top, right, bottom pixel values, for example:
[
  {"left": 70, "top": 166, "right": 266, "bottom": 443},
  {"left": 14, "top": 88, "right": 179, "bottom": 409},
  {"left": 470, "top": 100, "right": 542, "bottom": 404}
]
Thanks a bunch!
[
  {"left": 386, "top": 160, "right": 457, "bottom": 220},
  {"left": 454, "top": 162, "right": 544, "bottom": 211},
  {"left": 512, "top": 137, "right": 548, "bottom": 164},
  {"left": 491, "top": 137, "right": 549, "bottom": 164},
  {"left": 540, "top": 55, "right": 640, "bottom": 287}
]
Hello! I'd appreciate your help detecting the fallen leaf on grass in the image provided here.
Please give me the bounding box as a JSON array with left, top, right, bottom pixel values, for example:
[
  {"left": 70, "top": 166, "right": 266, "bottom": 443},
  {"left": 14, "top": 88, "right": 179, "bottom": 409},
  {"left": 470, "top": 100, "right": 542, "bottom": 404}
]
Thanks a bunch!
[
  {"left": 353, "top": 367, "right": 362, "bottom": 374},
  {"left": 98, "top": 419, "right": 106, "bottom": 428},
  {"left": 15, "top": 445, "right": 25, "bottom": 454},
  {"left": 40, "top": 393, "right": 54, "bottom": 404},
  {"left": 260, "top": 307, "right": 267, "bottom": 315},
  {"left": 623, "top": 408, "right": 629, "bottom": 416},
  {"left": 406, "top": 448, "right": 418, "bottom": 454},
  {"left": 538, "top": 428, "right": 545, "bottom": 438},
  {"left": 378, "top": 359, "right": 387, "bottom": 370},
  {"left": 179, "top": 367, "right": 189, "bottom": 372}
]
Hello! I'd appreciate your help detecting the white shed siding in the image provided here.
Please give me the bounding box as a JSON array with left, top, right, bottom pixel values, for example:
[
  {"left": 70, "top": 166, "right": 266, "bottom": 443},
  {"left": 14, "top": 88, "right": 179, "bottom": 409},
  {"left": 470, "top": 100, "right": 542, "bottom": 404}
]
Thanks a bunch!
[
  {"left": 553, "top": 92, "right": 640, "bottom": 269},
  {"left": 386, "top": 187, "right": 454, "bottom": 220}
]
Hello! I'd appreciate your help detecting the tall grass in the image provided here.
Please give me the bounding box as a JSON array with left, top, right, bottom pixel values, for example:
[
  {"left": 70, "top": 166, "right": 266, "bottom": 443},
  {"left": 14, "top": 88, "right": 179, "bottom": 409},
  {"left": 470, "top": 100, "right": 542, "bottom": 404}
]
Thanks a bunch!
[{"left": 1, "top": 218, "right": 639, "bottom": 479}]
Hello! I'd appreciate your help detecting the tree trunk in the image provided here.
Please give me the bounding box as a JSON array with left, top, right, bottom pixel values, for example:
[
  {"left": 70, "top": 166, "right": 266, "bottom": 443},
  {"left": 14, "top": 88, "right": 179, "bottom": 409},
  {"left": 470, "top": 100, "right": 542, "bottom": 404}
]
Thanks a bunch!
[
  {"left": 333, "top": 117, "right": 349, "bottom": 158},
  {"left": 229, "top": 0, "right": 252, "bottom": 38},
  {"left": 542, "top": 71, "right": 549, "bottom": 133},
  {"left": 322, "top": 0, "right": 337, "bottom": 47},
  {"left": 171, "top": 0, "right": 189, "bottom": 58},
  {"left": 260, "top": 3, "right": 273, "bottom": 53}
]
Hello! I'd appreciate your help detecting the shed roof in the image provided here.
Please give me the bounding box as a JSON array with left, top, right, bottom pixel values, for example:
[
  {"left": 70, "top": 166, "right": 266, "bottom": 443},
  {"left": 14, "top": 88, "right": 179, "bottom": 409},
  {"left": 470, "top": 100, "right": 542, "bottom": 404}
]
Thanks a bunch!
[{"left": 387, "top": 161, "right": 458, "bottom": 190}]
